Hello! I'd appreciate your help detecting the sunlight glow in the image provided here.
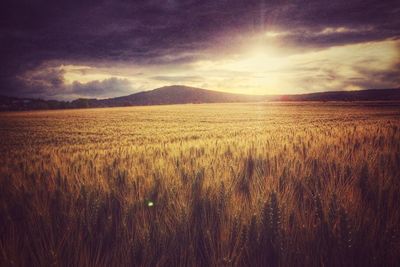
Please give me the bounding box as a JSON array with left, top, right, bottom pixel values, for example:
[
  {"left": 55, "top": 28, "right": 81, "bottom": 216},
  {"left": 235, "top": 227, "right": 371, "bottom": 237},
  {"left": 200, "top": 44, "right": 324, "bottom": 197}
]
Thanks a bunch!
[{"left": 56, "top": 36, "right": 399, "bottom": 96}]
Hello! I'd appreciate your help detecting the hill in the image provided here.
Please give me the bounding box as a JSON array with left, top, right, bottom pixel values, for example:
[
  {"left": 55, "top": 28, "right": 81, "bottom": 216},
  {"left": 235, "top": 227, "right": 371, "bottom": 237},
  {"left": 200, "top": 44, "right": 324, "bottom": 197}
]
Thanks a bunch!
[
  {"left": 274, "top": 88, "right": 400, "bottom": 101},
  {"left": 99, "top": 86, "right": 263, "bottom": 107}
]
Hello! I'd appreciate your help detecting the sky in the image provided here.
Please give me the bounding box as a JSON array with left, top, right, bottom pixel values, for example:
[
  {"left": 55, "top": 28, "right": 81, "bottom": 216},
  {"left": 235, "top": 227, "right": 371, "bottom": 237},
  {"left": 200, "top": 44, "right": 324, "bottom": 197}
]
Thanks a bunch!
[{"left": 0, "top": 0, "right": 399, "bottom": 100}]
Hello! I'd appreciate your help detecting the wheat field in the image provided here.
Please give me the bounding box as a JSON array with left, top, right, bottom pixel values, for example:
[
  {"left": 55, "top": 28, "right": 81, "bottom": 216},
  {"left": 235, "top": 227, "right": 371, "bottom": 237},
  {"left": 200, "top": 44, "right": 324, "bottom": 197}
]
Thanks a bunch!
[{"left": 0, "top": 102, "right": 399, "bottom": 266}]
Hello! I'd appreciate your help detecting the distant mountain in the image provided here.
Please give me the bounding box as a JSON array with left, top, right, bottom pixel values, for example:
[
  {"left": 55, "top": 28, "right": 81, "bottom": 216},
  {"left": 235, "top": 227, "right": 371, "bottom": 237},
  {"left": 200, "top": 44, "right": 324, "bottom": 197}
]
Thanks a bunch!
[
  {"left": 99, "top": 86, "right": 264, "bottom": 106},
  {"left": 1, "top": 86, "right": 400, "bottom": 111},
  {"left": 273, "top": 88, "right": 400, "bottom": 101}
]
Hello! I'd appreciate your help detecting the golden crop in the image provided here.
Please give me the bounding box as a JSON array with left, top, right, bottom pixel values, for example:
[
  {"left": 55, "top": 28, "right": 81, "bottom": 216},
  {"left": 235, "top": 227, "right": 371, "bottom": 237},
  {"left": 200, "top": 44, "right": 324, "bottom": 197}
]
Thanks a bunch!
[{"left": 1, "top": 102, "right": 399, "bottom": 266}]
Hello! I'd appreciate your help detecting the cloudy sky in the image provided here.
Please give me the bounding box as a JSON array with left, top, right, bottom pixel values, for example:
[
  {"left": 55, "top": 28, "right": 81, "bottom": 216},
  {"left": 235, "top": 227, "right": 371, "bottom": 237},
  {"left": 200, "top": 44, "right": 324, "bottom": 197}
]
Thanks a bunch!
[{"left": 1, "top": 0, "right": 399, "bottom": 100}]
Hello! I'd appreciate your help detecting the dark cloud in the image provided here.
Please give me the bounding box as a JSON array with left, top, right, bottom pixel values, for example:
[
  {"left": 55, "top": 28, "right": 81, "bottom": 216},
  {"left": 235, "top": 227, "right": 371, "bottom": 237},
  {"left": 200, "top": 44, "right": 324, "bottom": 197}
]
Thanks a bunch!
[
  {"left": 350, "top": 62, "right": 400, "bottom": 89},
  {"left": 13, "top": 64, "right": 133, "bottom": 99},
  {"left": 279, "top": 27, "right": 399, "bottom": 50},
  {"left": 1, "top": 0, "right": 399, "bottom": 97},
  {"left": 9, "top": 64, "right": 66, "bottom": 97},
  {"left": 69, "top": 78, "right": 134, "bottom": 99}
]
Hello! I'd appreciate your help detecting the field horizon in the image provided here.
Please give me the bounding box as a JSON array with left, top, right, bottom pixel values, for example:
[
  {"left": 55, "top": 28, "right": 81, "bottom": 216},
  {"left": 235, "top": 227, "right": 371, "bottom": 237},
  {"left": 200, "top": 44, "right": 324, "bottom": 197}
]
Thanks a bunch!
[{"left": 2, "top": 86, "right": 400, "bottom": 112}]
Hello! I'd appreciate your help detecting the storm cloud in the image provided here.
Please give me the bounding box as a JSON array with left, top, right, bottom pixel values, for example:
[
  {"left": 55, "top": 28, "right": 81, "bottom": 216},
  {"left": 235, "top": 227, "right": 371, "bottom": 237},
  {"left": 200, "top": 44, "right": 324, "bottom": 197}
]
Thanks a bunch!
[
  {"left": 13, "top": 63, "right": 134, "bottom": 99},
  {"left": 0, "top": 0, "right": 399, "bottom": 98},
  {"left": 68, "top": 78, "right": 133, "bottom": 99}
]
